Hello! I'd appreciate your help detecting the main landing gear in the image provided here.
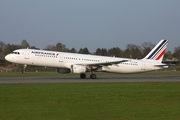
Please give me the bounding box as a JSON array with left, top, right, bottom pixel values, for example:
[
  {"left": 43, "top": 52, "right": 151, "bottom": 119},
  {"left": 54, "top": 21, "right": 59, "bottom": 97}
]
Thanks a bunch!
[
  {"left": 80, "top": 73, "right": 86, "bottom": 79},
  {"left": 22, "top": 65, "right": 27, "bottom": 74},
  {"left": 80, "top": 73, "right": 97, "bottom": 79}
]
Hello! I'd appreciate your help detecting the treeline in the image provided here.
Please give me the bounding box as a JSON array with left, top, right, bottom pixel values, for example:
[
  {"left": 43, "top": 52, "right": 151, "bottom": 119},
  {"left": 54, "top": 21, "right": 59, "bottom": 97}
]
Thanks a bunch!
[{"left": 0, "top": 39, "right": 180, "bottom": 60}]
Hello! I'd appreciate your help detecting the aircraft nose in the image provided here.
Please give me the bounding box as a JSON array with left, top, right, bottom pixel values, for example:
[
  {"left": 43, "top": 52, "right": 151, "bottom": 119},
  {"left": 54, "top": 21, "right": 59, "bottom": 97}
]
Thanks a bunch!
[
  {"left": 5, "top": 54, "right": 18, "bottom": 63},
  {"left": 5, "top": 54, "right": 11, "bottom": 62}
]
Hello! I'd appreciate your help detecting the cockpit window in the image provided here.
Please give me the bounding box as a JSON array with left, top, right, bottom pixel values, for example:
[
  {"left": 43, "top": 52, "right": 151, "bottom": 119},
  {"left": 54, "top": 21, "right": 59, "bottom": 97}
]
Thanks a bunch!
[{"left": 11, "top": 52, "right": 20, "bottom": 55}]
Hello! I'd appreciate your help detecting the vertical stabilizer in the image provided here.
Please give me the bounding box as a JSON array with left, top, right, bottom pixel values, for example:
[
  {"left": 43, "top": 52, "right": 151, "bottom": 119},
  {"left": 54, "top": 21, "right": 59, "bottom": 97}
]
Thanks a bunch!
[{"left": 143, "top": 40, "right": 168, "bottom": 63}]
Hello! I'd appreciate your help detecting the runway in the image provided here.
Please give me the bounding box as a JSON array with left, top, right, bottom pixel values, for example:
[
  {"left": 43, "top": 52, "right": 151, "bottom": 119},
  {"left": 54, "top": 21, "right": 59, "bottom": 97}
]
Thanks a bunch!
[{"left": 0, "top": 75, "right": 180, "bottom": 84}]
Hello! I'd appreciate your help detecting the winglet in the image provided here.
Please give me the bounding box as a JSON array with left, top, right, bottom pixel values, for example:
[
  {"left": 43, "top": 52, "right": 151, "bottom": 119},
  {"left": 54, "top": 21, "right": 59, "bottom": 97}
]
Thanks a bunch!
[{"left": 143, "top": 40, "right": 168, "bottom": 63}]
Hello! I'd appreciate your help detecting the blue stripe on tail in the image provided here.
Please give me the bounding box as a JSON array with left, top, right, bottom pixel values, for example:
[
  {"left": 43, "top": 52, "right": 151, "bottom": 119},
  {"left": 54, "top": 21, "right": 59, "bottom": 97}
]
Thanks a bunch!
[{"left": 147, "top": 40, "right": 168, "bottom": 60}]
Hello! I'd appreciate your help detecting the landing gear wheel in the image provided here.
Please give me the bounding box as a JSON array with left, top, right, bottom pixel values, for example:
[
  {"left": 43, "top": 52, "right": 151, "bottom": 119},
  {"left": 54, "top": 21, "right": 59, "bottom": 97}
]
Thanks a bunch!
[
  {"left": 80, "top": 73, "right": 86, "bottom": 79},
  {"left": 22, "top": 65, "right": 27, "bottom": 74},
  {"left": 22, "top": 70, "right": 26, "bottom": 74},
  {"left": 90, "top": 74, "right": 97, "bottom": 79}
]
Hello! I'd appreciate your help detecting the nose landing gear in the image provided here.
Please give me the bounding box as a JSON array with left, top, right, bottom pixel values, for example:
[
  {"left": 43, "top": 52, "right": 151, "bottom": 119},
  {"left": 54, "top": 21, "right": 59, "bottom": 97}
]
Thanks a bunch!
[{"left": 22, "top": 65, "right": 27, "bottom": 74}]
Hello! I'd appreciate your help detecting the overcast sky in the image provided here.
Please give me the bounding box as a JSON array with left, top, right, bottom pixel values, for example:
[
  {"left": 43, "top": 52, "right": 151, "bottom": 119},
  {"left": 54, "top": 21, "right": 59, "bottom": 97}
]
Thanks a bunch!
[{"left": 1, "top": 0, "right": 180, "bottom": 52}]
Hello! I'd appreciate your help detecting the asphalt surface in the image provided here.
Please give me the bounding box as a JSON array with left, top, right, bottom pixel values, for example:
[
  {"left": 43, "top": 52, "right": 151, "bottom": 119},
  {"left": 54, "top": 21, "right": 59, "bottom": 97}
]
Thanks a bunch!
[{"left": 0, "top": 75, "right": 180, "bottom": 84}]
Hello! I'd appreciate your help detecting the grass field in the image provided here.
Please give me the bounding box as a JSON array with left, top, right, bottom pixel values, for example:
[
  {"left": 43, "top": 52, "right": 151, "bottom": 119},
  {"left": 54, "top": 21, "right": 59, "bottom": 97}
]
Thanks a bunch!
[
  {"left": 0, "top": 83, "right": 180, "bottom": 120},
  {"left": 0, "top": 71, "right": 180, "bottom": 120}
]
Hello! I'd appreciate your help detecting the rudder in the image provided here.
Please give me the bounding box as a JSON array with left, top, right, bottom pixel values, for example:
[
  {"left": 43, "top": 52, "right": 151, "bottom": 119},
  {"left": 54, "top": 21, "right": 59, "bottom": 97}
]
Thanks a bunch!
[{"left": 143, "top": 39, "right": 168, "bottom": 63}]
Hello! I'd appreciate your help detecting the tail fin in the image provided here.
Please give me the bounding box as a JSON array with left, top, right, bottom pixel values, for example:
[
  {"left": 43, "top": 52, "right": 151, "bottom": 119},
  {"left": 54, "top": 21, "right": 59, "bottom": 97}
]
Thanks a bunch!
[{"left": 143, "top": 39, "right": 168, "bottom": 63}]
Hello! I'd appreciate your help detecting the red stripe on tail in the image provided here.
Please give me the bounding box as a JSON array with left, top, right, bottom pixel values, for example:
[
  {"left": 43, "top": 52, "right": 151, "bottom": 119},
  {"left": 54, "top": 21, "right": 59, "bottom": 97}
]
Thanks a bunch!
[{"left": 155, "top": 49, "right": 166, "bottom": 60}]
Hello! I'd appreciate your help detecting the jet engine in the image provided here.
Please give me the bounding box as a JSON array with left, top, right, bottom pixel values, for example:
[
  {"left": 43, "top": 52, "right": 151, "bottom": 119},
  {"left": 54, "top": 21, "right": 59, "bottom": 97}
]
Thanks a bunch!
[
  {"left": 56, "top": 68, "right": 71, "bottom": 74},
  {"left": 71, "top": 65, "right": 86, "bottom": 73}
]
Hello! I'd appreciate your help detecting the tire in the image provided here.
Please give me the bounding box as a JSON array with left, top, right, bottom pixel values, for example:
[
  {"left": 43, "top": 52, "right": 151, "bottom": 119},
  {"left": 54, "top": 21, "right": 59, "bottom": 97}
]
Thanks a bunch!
[
  {"left": 80, "top": 73, "right": 86, "bottom": 79},
  {"left": 22, "top": 70, "right": 26, "bottom": 74},
  {"left": 90, "top": 74, "right": 97, "bottom": 79}
]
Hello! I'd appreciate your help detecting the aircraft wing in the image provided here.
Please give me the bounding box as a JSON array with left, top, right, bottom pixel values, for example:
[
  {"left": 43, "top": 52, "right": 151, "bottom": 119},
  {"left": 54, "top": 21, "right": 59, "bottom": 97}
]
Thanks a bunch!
[{"left": 78, "top": 60, "right": 128, "bottom": 67}]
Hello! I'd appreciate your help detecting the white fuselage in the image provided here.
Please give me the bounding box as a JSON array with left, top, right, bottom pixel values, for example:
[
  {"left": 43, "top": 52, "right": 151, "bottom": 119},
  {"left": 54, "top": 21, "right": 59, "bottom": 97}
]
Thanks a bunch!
[{"left": 5, "top": 49, "right": 165, "bottom": 73}]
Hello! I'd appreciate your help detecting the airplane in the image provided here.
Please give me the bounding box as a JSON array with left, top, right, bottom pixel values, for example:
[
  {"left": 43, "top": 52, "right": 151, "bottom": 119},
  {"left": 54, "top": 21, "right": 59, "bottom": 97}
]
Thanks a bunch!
[{"left": 5, "top": 39, "right": 168, "bottom": 79}]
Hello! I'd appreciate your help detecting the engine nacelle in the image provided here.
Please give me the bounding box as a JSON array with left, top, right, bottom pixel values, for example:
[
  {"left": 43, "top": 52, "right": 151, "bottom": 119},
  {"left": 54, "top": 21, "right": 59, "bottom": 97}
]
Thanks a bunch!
[
  {"left": 56, "top": 68, "right": 71, "bottom": 74},
  {"left": 71, "top": 65, "right": 86, "bottom": 73}
]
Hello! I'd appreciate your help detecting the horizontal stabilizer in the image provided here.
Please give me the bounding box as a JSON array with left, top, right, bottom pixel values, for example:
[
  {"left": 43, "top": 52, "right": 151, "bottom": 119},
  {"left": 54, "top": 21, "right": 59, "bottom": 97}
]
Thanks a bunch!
[{"left": 154, "top": 65, "right": 169, "bottom": 68}]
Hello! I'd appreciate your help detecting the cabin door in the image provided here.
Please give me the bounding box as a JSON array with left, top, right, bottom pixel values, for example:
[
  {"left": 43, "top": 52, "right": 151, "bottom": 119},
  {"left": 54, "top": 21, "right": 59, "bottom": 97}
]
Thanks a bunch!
[
  {"left": 25, "top": 50, "right": 30, "bottom": 59},
  {"left": 59, "top": 54, "right": 63, "bottom": 62}
]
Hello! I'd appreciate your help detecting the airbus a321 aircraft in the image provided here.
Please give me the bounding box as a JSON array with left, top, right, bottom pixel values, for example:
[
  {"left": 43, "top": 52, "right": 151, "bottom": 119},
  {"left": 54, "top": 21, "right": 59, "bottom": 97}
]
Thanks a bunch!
[{"left": 5, "top": 39, "right": 168, "bottom": 79}]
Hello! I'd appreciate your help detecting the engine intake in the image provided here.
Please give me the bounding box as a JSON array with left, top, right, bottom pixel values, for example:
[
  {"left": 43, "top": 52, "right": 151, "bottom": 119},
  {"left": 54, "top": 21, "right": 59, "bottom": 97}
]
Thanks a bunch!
[{"left": 71, "top": 65, "right": 86, "bottom": 73}]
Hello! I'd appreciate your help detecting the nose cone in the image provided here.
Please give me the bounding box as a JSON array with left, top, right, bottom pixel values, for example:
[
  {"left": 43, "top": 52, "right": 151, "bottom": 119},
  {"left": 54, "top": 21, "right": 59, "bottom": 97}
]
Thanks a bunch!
[
  {"left": 5, "top": 54, "right": 9, "bottom": 61},
  {"left": 5, "top": 54, "right": 11, "bottom": 62}
]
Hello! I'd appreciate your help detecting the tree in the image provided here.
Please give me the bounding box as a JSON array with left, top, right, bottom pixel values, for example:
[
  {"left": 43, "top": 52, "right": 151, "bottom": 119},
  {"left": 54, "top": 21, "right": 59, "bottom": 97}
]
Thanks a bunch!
[
  {"left": 95, "top": 48, "right": 102, "bottom": 55},
  {"left": 44, "top": 45, "right": 56, "bottom": 51},
  {"left": 21, "top": 39, "right": 30, "bottom": 48},
  {"left": 0, "top": 41, "right": 5, "bottom": 52},
  {"left": 78, "top": 48, "right": 83, "bottom": 54},
  {"left": 0, "top": 41, "right": 5, "bottom": 58},
  {"left": 30, "top": 46, "right": 40, "bottom": 50},
  {"left": 164, "top": 51, "right": 173, "bottom": 60},
  {"left": 70, "top": 48, "right": 77, "bottom": 53},
  {"left": 56, "top": 43, "right": 63, "bottom": 51},
  {"left": 78, "top": 47, "right": 90, "bottom": 54},
  {"left": 124, "top": 44, "right": 142, "bottom": 59},
  {"left": 55, "top": 42, "right": 69, "bottom": 52},
  {"left": 3, "top": 43, "right": 21, "bottom": 55},
  {"left": 3, "top": 44, "right": 11, "bottom": 55},
  {"left": 173, "top": 46, "right": 180, "bottom": 60},
  {"left": 108, "top": 47, "right": 122, "bottom": 57},
  {"left": 141, "top": 42, "right": 155, "bottom": 57},
  {"left": 101, "top": 48, "right": 108, "bottom": 56},
  {"left": 94, "top": 48, "right": 108, "bottom": 56},
  {"left": 122, "top": 49, "right": 131, "bottom": 58},
  {"left": 44, "top": 42, "right": 69, "bottom": 52}
]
